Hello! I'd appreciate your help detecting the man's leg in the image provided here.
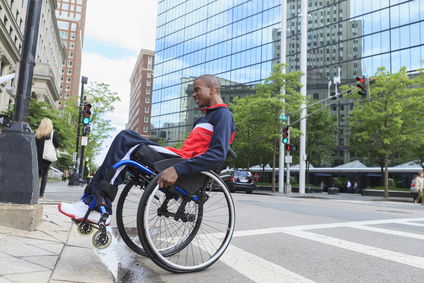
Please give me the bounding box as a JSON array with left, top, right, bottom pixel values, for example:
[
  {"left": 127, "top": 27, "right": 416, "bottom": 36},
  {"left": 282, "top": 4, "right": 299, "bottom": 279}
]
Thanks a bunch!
[{"left": 58, "top": 129, "right": 158, "bottom": 223}]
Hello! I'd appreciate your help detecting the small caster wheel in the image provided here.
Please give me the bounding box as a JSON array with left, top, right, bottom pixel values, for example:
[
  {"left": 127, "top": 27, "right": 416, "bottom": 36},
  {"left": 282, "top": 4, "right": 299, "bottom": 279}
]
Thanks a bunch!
[
  {"left": 77, "top": 223, "right": 93, "bottom": 236},
  {"left": 92, "top": 230, "right": 112, "bottom": 249}
]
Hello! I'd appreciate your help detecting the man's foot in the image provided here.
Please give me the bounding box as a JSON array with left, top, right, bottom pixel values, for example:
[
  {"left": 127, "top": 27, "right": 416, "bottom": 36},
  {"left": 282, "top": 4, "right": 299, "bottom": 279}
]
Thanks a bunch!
[{"left": 58, "top": 200, "right": 111, "bottom": 226}]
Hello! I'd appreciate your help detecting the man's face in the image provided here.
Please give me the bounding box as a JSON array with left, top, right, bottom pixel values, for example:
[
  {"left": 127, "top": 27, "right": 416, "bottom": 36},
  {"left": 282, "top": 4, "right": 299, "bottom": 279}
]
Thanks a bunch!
[{"left": 192, "top": 79, "right": 212, "bottom": 108}]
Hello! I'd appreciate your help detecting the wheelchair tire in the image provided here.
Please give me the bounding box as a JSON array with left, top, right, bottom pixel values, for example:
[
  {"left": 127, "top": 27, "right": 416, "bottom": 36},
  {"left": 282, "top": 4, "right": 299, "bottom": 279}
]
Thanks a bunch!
[
  {"left": 116, "top": 180, "right": 147, "bottom": 256},
  {"left": 137, "top": 171, "right": 236, "bottom": 273}
]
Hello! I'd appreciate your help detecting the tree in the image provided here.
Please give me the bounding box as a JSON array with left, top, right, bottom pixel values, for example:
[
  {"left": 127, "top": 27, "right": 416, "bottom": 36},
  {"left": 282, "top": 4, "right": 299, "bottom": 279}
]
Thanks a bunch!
[
  {"left": 230, "top": 64, "right": 304, "bottom": 192},
  {"left": 349, "top": 66, "right": 422, "bottom": 198}
]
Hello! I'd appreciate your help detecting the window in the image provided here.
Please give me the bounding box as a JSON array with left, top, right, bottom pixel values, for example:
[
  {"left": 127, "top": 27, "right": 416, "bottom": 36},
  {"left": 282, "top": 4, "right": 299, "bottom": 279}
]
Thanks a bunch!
[
  {"left": 60, "top": 31, "right": 68, "bottom": 39},
  {"left": 69, "top": 51, "right": 74, "bottom": 58},
  {"left": 65, "top": 93, "right": 70, "bottom": 98},
  {"left": 66, "top": 85, "right": 70, "bottom": 91},
  {"left": 71, "top": 33, "right": 76, "bottom": 40},
  {"left": 143, "top": 126, "right": 148, "bottom": 132},
  {"left": 66, "top": 77, "right": 71, "bottom": 83},
  {"left": 146, "top": 80, "right": 151, "bottom": 86},
  {"left": 67, "top": 60, "right": 73, "bottom": 67},
  {"left": 148, "top": 64, "right": 152, "bottom": 69},
  {"left": 147, "top": 72, "right": 151, "bottom": 78},
  {"left": 144, "top": 116, "right": 149, "bottom": 123},
  {"left": 71, "top": 23, "right": 77, "bottom": 31},
  {"left": 145, "top": 106, "right": 149, "bottom": 113},
  {"left": 145, "top": 97, "right": 150, "bottom": 103},
  {"left": 67, "top": 69, "right": 72, "bottom": 75},
  {"left": 70, "top": 42, "right": 75, "bottom": 49},
  {"left": 148, "top": 56, "right": 152, "bottom": 62},
  {"left": 146, "top": 88, "right": 150, "bottom": 94}
]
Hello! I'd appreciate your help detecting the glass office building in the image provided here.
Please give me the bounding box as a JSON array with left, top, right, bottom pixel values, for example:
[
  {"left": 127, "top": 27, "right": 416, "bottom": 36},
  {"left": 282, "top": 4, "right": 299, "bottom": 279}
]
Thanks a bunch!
[{"left": 151, "top": 0, "right": 424, "bottom": 165}]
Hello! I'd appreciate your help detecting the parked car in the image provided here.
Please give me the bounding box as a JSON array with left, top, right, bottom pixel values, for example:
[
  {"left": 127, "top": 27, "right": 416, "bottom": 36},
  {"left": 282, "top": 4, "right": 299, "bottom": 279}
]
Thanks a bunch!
[
  {"left": 220, "top": 170, "right": 254, "bottom": 194},
  {"left": 411, "top": 177, "right": 418, "bottom": 200}
]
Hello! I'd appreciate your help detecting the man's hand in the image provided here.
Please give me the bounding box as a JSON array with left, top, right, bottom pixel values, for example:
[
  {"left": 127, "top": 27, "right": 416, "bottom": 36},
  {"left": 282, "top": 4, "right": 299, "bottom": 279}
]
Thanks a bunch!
[{"left": 157, "top": 166, "right": 179, "bottom": 188}]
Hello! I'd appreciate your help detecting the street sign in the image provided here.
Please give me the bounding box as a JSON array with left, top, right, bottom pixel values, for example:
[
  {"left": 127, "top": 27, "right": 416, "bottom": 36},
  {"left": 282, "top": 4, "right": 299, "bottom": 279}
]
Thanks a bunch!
[
  {"left": 285, "top": 156, "right": 292, "bottom": 163},
  {"left": 279, "top": 115, "right": 288, "bottom": 121},
  {"left": 81, "top": 136, "right": 88, "bottom": 146},
  {"left": 73, "top": 152, "right": 77, "bottom": 162}
]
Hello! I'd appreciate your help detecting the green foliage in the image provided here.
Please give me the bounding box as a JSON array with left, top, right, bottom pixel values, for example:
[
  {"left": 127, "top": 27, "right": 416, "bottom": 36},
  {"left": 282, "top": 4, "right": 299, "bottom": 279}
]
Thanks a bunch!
[
  {"left": 349, "top": 66, "right": 421, "bottom": 197},
  {"left": 230, "top": 63, "right": 304, "bottom": 169}
]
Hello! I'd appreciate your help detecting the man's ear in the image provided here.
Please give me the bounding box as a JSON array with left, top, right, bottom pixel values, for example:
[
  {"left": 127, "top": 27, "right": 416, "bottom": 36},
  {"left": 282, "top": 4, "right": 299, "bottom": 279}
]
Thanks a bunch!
[{"left": 209, "top": 86, "right": 215, "bottom": 95}]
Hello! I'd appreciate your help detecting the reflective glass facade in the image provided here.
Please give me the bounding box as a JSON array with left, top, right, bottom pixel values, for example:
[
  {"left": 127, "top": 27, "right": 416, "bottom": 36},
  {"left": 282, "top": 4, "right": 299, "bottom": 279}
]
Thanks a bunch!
[{"left": 151, "top": 0, "right": 424, "bottom": 164}]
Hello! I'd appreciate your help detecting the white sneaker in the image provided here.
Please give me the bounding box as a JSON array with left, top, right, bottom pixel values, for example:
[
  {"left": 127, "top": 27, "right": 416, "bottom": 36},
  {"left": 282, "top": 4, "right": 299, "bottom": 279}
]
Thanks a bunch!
[{"left": 58, "top": 200, "right": 111, "bottom": 226}]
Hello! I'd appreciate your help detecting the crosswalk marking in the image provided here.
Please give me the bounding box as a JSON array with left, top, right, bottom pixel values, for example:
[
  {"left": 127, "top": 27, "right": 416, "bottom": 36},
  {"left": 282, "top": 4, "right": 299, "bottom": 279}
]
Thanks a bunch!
[
  {"left": 283, "top": 230, "right": 424, "bottom": 269},
  {"left": 225, "top": 217, "right": 424, "bottom": 280},
  {"left": 220, "top": 244, "right": 316, "bottom": 283}
]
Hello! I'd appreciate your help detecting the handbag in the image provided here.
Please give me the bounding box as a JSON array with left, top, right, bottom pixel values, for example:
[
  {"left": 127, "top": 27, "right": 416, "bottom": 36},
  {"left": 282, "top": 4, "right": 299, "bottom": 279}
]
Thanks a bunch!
[{"left": 42, "top": 131, "right": 57, "bottom": 162}]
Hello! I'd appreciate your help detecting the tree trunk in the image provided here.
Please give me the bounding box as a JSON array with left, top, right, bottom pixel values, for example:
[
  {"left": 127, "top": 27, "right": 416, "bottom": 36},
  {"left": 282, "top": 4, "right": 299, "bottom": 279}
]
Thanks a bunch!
[{"left": 384, "top": 151, "right": 389, "bottom": 199}]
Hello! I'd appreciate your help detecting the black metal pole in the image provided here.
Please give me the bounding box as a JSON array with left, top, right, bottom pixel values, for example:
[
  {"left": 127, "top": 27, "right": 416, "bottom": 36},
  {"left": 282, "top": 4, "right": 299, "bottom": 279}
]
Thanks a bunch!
[
  {"left": 69, "top": 76, "right": 87, "bottom": 186},
  {"left": 11, "top": 0, "right": 42, "bottom": 127}
]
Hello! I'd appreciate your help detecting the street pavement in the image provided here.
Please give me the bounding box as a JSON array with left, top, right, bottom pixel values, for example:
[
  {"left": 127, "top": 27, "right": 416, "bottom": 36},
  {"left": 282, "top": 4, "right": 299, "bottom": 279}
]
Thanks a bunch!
[{"left": 0, "top": 180, "right": 414, "bottom": 283}]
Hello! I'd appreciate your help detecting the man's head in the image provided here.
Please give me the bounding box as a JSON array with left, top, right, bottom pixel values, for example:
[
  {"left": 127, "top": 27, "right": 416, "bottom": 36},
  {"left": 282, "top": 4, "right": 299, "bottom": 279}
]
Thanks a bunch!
[{"left": 192, "top": 75, "right": 223, "bottom": 108}]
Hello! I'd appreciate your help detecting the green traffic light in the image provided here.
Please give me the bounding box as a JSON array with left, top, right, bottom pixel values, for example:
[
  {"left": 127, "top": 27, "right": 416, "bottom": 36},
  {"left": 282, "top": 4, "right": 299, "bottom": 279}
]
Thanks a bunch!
[{"left": 83, "top": 117, "right": 90, "bottom": 125}]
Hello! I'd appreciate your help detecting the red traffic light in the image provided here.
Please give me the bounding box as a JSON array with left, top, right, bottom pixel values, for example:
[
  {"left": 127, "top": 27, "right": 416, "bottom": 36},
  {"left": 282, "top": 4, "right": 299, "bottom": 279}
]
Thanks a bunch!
[
  {"left": 84, "top": 103, "right": 92, "bottom": 111},
  {"left": 356, "top": 77, "right": 365, "bottom": 83}
]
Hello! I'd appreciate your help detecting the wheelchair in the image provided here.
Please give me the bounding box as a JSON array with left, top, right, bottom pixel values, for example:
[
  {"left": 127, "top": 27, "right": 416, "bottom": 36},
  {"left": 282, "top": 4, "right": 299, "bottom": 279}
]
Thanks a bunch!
[{"left": 81, "top": 144, "right": 237, "bottom": 273}]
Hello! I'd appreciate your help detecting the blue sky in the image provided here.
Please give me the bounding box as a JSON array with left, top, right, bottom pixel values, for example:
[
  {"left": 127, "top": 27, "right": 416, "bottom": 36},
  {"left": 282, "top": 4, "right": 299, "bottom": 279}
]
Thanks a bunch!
[{"left": 81, "top": 0, "right": 158, "bottom": 166}]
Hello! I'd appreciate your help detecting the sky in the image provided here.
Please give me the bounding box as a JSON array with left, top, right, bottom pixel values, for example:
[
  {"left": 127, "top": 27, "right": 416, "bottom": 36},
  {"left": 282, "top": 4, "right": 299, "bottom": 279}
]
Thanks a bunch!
[{"left": 81, "top": 0, "right": 158, "bottom": 166}]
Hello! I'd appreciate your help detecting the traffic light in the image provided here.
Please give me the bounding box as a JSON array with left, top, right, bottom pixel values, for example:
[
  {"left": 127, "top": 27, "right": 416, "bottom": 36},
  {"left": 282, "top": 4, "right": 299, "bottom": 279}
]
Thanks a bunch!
[
  {"left": 82, "top": 103, "right": 92, "bottom": 125},
  {"left": 356, "top": 76, "right": 367, "bottom": 97},
  {"left": 282, "top": 126, "right": 289, "bottom": 144},
  {"left": 285, "top": 144, "right": 297, "bottom": 151}
]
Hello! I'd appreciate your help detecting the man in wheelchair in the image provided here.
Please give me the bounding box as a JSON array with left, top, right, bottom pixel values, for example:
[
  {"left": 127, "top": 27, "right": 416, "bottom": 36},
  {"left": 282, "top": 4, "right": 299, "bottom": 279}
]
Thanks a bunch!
[{"left": 58, "top": 74, "right": 236, "bottom": 225}]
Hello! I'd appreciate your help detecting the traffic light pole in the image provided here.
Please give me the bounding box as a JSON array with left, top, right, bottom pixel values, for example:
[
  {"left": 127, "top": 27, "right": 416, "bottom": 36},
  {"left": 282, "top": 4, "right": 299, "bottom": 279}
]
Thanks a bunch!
[
  {"left": 69, "top": 76, "right": 88, "bottom": 186},
  {"left": 285, "top": 116, "right": 291, "bottom": 193}
]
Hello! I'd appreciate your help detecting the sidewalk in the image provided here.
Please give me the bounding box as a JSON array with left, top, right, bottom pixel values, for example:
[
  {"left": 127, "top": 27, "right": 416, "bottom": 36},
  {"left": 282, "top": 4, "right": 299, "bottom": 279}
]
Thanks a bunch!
[{"left": 0, "top": 181, "right": 115, "bottom": 283}]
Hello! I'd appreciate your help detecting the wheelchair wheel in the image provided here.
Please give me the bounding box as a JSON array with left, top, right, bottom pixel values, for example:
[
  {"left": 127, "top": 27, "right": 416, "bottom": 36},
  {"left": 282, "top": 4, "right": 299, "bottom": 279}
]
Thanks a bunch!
[
  {"left": 116, "top": 180, "right": 147, "bottom": 256},
  {"left": 137, "top": 171, "right": 235, "bottom": 273}
]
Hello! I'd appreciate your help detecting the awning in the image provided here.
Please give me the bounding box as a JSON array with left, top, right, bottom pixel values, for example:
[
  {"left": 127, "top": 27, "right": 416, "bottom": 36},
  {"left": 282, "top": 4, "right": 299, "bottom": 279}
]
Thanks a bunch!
[
  {"left": 366, "top": 174, "right": 381, "bottom": 177},
  {"left": 314, "top": 173, "right": 332, "bottom": 176}
]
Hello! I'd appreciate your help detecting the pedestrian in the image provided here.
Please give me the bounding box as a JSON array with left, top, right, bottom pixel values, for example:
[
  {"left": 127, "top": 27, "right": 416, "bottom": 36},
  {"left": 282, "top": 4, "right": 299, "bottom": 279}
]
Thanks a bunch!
[
  {"left": 253, "top": 173, "right": 259, "bottom": 191},
  {"left": 414, "top": 171, "right": 424, "bottom": 205},
  {"left": 353, "top": 180, "right": 358, "bottom": 194},
  {"left": 346, "top": 179, "right": 352, "bottom": 193},
  {"left": 58, "top": 74, "right": 236, "bottom": 225},
  {"left": 320, "top": 181, "right": 325, "bottom": 193},
  {"left": 62, "top": 167, "right": 69, "bottom": 182},
  {"left": 35, "top": 118, "right": 59, "bottom": 200}
]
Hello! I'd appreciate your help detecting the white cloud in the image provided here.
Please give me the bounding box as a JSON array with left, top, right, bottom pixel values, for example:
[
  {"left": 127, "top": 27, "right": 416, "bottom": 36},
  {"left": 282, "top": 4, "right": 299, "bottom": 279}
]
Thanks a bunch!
[{"left": 85, "top": 0, "right": 158, "bottom": 51}]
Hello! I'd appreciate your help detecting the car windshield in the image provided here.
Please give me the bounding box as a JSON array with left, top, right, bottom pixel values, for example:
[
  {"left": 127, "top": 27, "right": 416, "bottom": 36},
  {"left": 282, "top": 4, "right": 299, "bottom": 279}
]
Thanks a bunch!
[{"left": 234, "top": 171, "right": 250, "bottom": 177}]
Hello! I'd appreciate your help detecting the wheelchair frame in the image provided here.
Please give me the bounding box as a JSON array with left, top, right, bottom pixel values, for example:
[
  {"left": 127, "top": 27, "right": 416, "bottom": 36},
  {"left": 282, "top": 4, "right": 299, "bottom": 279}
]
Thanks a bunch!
[{"left": 78, "top": 155, "right": 236, "bottom": 273}]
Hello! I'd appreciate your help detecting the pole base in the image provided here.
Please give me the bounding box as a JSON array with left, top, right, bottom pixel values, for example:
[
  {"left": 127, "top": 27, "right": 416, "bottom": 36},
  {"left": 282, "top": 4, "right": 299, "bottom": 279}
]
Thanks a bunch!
[{"left": 0, "top": 203, "right": 43, "bottom": 231}]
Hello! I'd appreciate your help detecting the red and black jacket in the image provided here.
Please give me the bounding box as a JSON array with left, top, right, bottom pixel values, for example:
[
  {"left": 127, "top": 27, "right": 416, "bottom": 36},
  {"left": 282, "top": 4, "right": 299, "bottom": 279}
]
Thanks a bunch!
[{"left": 165, "top": 103, "right": 235, "bottom": 176}]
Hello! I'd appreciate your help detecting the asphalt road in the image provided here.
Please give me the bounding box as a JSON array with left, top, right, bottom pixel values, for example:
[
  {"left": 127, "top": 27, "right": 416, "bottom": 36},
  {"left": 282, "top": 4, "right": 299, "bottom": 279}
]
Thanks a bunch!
[{"left": 45, "top": 181, "right": 424, "bottom": 283}]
